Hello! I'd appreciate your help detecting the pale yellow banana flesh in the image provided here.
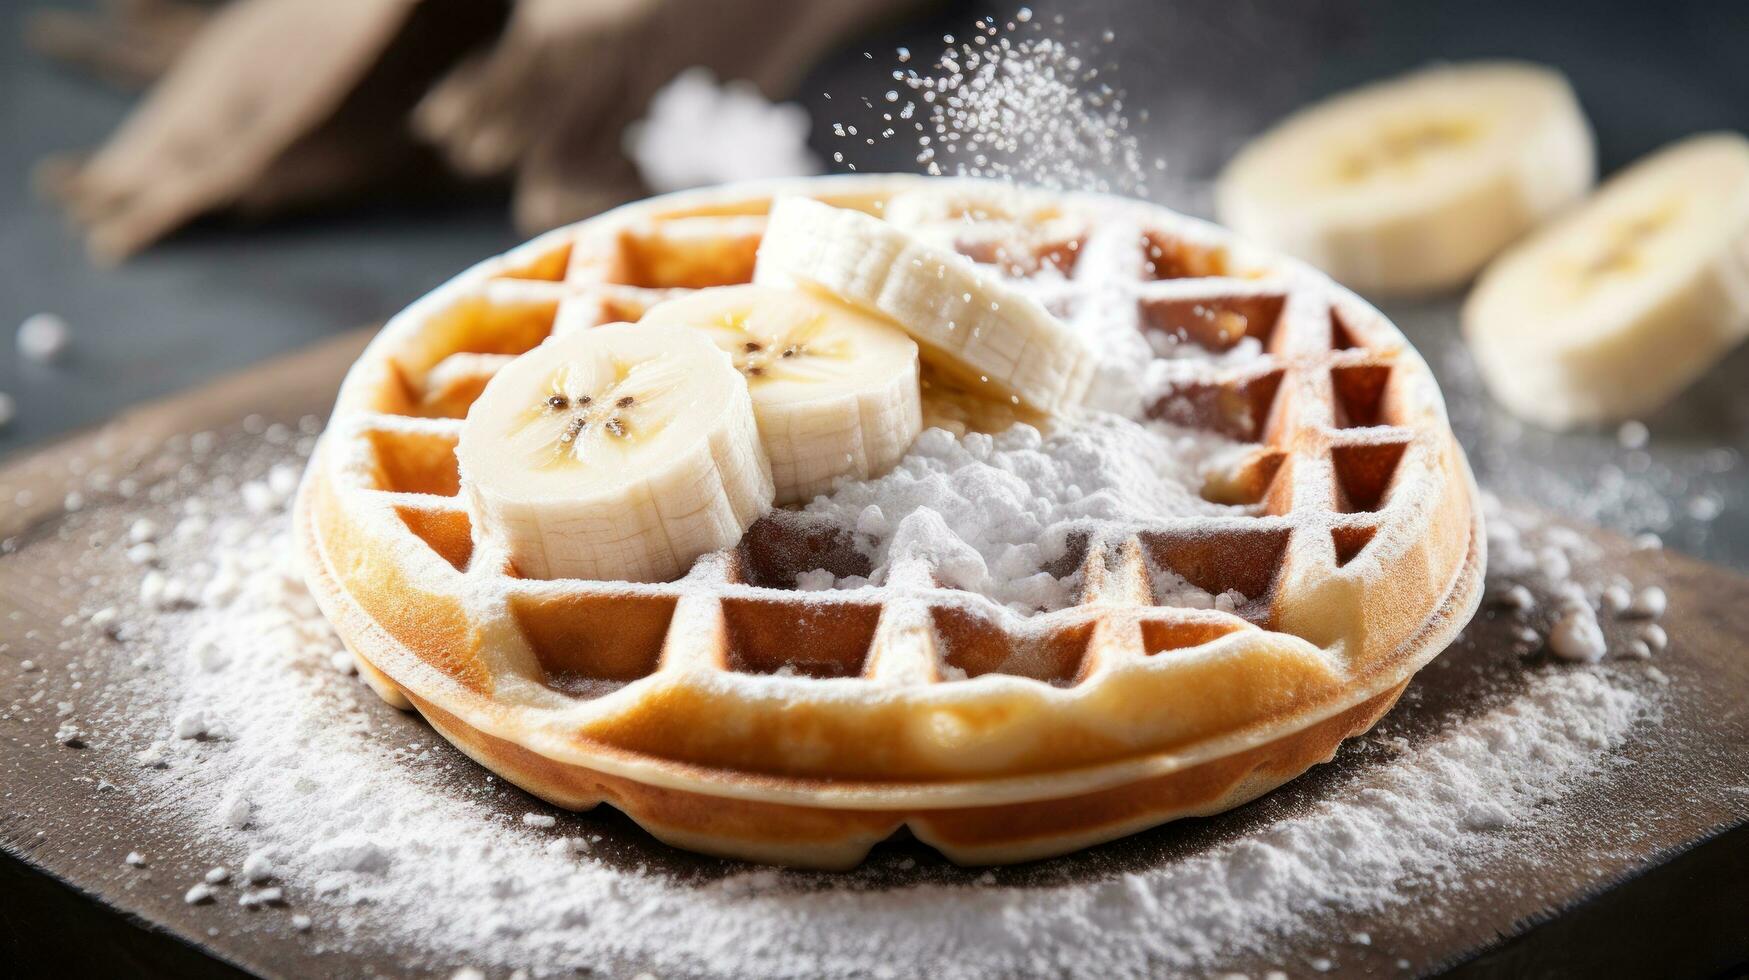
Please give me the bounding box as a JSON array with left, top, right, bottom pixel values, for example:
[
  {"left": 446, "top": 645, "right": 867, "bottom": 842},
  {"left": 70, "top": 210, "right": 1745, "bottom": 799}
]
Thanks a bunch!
[
  {"left": 640, "top": 284, "right": 923, "bottom": 504},
  {"left": 753, "top": 196, "right": 1098, "bottom": 415},
  {"left": 457, "top": 322, "right": 774, "bottom": 582},
  {"left": 1464, "top": 132, "right": 1749, "bottom": 428},
  {"left": 1217, "top": 61, "right": 1595, "bottom": 295}
]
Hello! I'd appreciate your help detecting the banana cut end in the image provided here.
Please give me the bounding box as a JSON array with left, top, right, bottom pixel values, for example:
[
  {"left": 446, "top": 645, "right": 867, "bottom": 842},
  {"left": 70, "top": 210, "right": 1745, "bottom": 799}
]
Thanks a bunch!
[
  {"left": 1464, "top": 131, "right": 1749, "bottom": 428},
  {"left": 1217, "top": 60, "right": 1596, "bottom": 296}
]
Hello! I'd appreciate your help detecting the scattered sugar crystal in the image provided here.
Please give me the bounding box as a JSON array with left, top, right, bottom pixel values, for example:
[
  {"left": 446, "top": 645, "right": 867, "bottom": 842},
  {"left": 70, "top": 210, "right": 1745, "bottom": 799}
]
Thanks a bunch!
[
  {"left": 20, "top": 659, "right": 37, "bottom": 672},
  {"left": 191, "top": 633, "right": 231, "bottom": 673},
  {"left": 55, "top": 722, "right": 86, "bottom": 747},
  {"left": 267, "top": 464, "right": 301, "bottom": 499},
  {"left": 127, "top": 542, "right": 159, "bottom": 566},
  {"left": 1600, "top": 585, "right": 1630, "bottom": 614},
  {"left": 522, "top": 813, "right": 557, "bottom": 829},
  {"left": 1616, "top": 420, "right": 1649, "bottom": 449},
  {"left": 220, "top": 793, "right": 253, "bottom": 829},
  {"left": 125, "top": 851, "right": 146, "bottom": 867},
  {"left": 313, "top": 839, "right": 393, "bottom": 875},
  {"left": 239, "top": 886, "right": 284, "bottom": 908},
  {"left": 1640, "top": 623, "right": 1668, "bottom": 653},
  {"left": 89, "top": 606, "right": 118, "bottom": 631},
  {"left": 329, "top": 650, "right": 357, "bottom": 675},
  {"left": 1626, "top": 586, "right": 1666, "bottom": 619},
  {"left": 1548, "top": 607, "right": 1606, "bottom": 663},
  {"left": 136, "top": 741, "right": 169, "bottom": 767},
  {"left": 1622, "top": 639, "right": 1652, "bottom": 660},
  {"left": 184, "top": 883, "right": 215, "bottom": 905},
  {"left": 242, "top": 481, "right": 276, "bottom": 514},
  {"left": 206, "top": 866, "right": 230, "bottom": 884},
  {"left": 173, "top": 708, "right": 228, "bottom": 740},
  {"left": 17, "top": 312, "right": 71, "bottom": 363},
  {"left": 129, "top": 518, "right": 161, "bottom": 544},
  {"left": 625, "top": 68, "right": 820, "bottom": 194},
  {"left": 292, "top": 914, "right": 313, "bottom": 932},
  {"left": 1500, "top": 585, "right": 1534, "bottom": 612},
  {"left": 794, "top": 569, "right": 835, "bottom": 591},
  {"left": 1632, "top": 532, "right": 1663, "bottom": 551},
  {"left": 241, "top": 851, "right": 274, "bottom": 883}
]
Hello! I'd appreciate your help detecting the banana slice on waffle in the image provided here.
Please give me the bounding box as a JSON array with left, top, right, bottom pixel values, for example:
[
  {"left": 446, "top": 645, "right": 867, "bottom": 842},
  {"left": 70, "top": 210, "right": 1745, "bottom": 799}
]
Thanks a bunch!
[
  {"left": 457, "top": 322, "right": 773, "bottom": 582},
  {"left": 1464, "top": 132, "right": 1749, "bottom": 428},
  {"left": 641, "top": 285, "right": 922, "bottom": 505},
  {"left": 1217, "top": 61, "right": 1594, "bottom": 294},
  {"left": 299, "top": 175, "right": 1482, "bottom": 868},
  {"left": 754, "top": 195, "right": 1098, "bottom": 415}
]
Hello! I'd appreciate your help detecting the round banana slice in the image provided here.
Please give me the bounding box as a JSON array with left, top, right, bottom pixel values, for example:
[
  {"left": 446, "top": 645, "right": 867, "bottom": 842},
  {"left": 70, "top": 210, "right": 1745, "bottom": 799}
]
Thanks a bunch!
[
  {"left": 754, "top": 196, "right": 1097, "bottom": 415},
  {"left": 457, "top": 322, "right": 774, "bottom": 582},
  {"left": 640, "top": 285, "right": 923, "bottom": 505},
  {"left": 1464, "top": 132, "right": 1749, "bottom": 428},
  {"left": 1217, "top": 61, "right": 1595, "bottom": 295}
]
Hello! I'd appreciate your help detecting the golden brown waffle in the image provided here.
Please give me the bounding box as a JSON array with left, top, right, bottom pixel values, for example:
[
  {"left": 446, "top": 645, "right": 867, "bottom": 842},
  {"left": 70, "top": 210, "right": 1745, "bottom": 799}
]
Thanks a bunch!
[{"left": 297, "top": 175, "right": 1483, "bottom": 868}]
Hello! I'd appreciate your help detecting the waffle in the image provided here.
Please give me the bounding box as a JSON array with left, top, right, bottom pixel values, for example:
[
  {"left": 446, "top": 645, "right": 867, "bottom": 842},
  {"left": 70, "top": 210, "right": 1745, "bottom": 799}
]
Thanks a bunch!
[{"left": 296, "top": 175, "right": 1484, "bottom": 867}]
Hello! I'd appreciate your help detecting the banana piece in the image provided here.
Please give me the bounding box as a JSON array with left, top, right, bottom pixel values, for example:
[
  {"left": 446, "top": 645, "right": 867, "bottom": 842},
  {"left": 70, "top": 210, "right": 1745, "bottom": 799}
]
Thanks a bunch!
[
  {"left": 457, "top": 322, "right": 773, "bottom": 582},
  {"left": 640, "top": 285, "right": 923, "bottom": 504},
  {"left": 1464, "top": 132, "right": 1749, "bottom": 428},
  {"left": 1216, "top": 61, "right": 1595, "bottom": 295},
  {"left": 754, "top": 196, "right": 1097, "bottom": 415}
]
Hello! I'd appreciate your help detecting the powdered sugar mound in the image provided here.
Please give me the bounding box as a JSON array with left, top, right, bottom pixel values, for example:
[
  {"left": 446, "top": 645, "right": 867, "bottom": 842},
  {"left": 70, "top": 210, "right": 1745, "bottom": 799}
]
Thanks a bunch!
[
  {"left": 802, "top": 415, "right": 1250, "bottom": 611},
  {"left": 625, "top": 67, "right": 821, "bottom": 194}
]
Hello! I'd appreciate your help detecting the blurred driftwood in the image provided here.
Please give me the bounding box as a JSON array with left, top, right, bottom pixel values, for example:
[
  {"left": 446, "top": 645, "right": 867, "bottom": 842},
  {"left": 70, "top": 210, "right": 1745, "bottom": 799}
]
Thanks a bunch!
[
  {"left": 33, "top": 0, "right": 921, "bottom": 261},
  {"left": 26, "top": 0, "right": 212, "bottom": 89},
  {"left": 35, "top": 0, "right": 507, "bottom": 262}
]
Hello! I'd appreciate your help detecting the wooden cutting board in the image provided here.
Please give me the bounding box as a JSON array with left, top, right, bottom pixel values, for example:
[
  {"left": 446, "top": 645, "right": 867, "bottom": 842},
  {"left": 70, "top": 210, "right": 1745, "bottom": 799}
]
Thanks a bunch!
[{"left": 1, "top": 331, "right": 1746, "bottom": 979}]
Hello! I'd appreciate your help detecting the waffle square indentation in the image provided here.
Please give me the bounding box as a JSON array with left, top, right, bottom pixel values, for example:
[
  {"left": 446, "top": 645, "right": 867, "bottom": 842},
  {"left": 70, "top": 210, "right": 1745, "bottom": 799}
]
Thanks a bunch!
[
  {"left": 1140, "top": 525, "right": 1290, "bottom": 601},
  {"left": 395, "top": 505, "right": 473, "bottom": 572},
  {"left": 1139, "top": 294, "right": 1287, "bottom": 353},
  {"left": 1147, "top": 367, "right": 1285, "bottom": 442},
  {"left": 1331, "top": 364, "right": 1393, "bottom": 428},
  {"left": 931, "top": 607, "right": 1094, "bottom": 685},
  {"left": 1140, "top": 618, "right": 1245, "bottom": 656},
  {"left": 1331, "top": 441, "right": 1409, "bottom": 513},
  {"left": 511, "top": 592, "right": 677, "bottom": 693},
  {"left": 1142, "top": 232, "right": 1229, "bottom": 279},
  {"left": 735, "top": 515, "right": 871, "bottom": 589},
  {"left": 723, "top": 598, "right": 881, "bottom": 679},
  {"left": 365, "top": 428, "right": 461, "bottom": 497}
]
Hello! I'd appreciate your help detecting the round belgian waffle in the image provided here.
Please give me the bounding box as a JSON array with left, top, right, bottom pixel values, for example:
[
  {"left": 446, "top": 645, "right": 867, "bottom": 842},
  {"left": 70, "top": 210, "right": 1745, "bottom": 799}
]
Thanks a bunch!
[{"left": 296, "top": 175, "right": 1484, "bottom": 868}]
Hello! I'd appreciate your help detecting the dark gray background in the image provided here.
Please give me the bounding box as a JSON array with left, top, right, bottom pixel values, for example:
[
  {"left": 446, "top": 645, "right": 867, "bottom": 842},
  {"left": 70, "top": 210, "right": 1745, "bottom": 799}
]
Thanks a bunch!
[{"left": 3, "top": 0, "right": 1746, "bottom": 565}]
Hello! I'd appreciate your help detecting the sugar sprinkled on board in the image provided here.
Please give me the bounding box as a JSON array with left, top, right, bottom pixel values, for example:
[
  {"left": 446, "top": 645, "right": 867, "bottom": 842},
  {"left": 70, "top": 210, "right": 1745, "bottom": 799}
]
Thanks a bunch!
[
  {"left": 17, "top": 312, "right": 72, "bottom": 364},
  {"left": 0, "top": 422, "right": 1668, "bottom": 979}
]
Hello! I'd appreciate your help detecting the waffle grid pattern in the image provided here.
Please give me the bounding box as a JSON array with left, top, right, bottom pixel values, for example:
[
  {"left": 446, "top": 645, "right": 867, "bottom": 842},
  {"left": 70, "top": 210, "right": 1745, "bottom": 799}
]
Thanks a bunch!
[{"left": 305, "top": 176, "right": 1477, "bottom": 804}]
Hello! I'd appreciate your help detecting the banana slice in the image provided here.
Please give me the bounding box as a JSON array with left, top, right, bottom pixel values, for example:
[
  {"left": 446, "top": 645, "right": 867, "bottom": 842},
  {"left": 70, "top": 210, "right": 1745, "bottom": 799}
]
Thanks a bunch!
[
  {"left": 457, "top": 322, "right": 774, "bottom": 582},
  {"left": 640, "top": 285, "right": 923, "bottom": 504},
  {"left": 754, "top": 196, "right": 1097, "bottom": 415},
  {"left": 1217, "top": 61, "right": 1595, "bottom": 294},
  {"left": 1464, "top": 132, "right": 1749, "bottom": 428}
]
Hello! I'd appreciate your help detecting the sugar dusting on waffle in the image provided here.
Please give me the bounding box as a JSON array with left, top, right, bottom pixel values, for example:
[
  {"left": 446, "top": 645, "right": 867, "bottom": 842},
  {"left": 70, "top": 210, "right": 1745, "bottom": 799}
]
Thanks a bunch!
[
  {"left": 800, "top": 416, "right": 1250, "bottom": 612},
  {"left": 0, "top": 406, "right": 1684, "bottom": 978}
]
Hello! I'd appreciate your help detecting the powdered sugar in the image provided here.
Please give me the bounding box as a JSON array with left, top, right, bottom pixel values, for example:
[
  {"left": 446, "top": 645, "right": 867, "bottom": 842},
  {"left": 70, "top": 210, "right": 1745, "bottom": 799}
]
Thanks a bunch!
[
  {"left": 0, "top": 422, "right": 1672, "bottom": 977},
  {"left": 801, "top": 415, "right": 1249, "bottom": 610},
  {"left": 626, "top": 67, "right": 821, "bottom": 194},
  {"left": 842, "top": 12, "right": 1155, "bottom": 197}
]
